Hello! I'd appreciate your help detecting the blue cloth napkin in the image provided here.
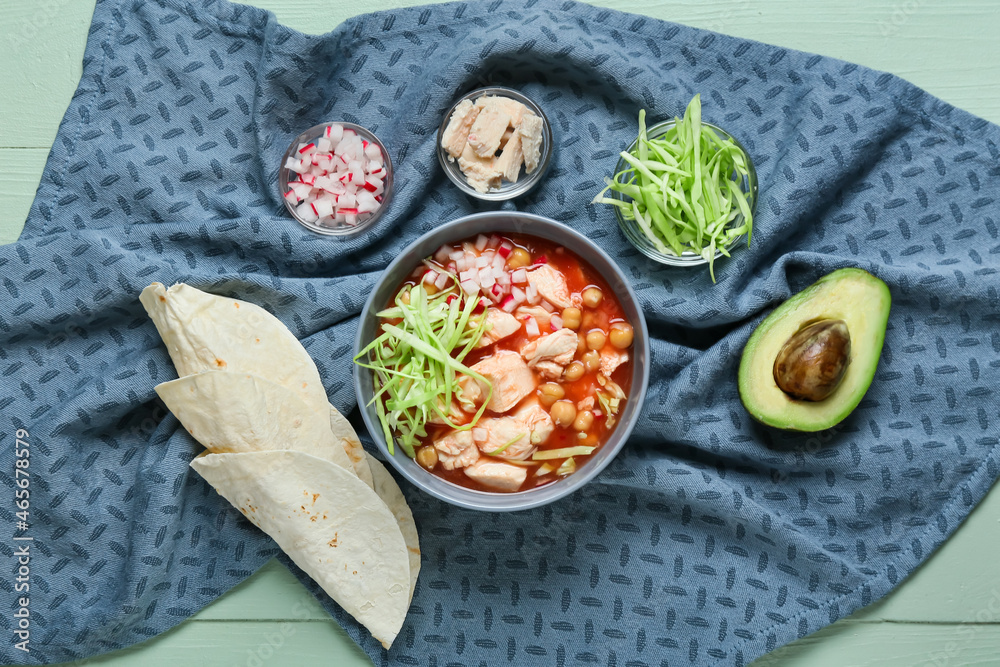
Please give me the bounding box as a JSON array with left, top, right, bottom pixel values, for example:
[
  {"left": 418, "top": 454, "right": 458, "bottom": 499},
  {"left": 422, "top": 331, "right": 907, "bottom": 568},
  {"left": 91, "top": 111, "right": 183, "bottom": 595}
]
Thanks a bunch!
[{"left": 2, "top": 0, "right": 999, "bottom": 664}]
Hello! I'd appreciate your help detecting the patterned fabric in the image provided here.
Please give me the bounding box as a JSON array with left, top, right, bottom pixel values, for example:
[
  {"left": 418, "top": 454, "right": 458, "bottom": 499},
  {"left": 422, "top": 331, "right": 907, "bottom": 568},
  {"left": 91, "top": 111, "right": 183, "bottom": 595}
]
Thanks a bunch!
[{"left": 1, "top": 0, "right": 998, "bottom": 664}]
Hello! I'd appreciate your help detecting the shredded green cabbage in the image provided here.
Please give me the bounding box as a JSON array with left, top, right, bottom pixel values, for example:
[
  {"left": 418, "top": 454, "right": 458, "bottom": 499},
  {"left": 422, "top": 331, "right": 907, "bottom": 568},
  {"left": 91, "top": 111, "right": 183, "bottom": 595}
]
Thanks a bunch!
[
  {"left": 354, "top": 279, "right": 493, "bottom": 458},
  {"left": 593, "top": 94, "right": 754, "bottom": 282}
]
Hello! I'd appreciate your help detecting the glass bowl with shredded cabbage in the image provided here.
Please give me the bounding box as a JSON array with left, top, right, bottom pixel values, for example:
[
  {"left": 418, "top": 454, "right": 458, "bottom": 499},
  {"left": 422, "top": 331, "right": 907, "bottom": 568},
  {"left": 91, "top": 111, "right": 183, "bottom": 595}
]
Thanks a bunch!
[{"left": 594, "top": 95, "right": 758, "bottom": 281}]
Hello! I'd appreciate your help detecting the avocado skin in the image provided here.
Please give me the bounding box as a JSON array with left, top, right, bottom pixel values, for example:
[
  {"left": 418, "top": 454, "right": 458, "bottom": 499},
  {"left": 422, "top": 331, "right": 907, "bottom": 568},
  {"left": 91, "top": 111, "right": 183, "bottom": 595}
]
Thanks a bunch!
[{"left": 738, "top": 268, "right": 891, "bottom": 432}]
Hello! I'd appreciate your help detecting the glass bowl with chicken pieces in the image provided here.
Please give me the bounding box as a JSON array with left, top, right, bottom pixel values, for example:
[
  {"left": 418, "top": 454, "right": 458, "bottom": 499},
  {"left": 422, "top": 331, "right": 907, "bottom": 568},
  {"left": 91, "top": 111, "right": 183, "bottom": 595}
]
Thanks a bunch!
[{"left": 436, "top": 87, "right": 553, "bottom": 200}]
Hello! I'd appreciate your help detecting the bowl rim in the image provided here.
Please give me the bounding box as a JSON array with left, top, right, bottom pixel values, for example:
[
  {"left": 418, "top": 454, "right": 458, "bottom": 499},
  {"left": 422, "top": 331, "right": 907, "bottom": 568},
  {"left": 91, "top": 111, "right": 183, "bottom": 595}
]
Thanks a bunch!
[
  {"left": 278, "top": 121, "right": 394, "bottom": 238},
  {"left": 611, "top": 118, "right": 758, "bottom": 266},
  {"left": 435, "top": 86, "right": 554, "bottom": 201},
  {"left": 353, "top": 212, "right": 650, "bottom": 512}
]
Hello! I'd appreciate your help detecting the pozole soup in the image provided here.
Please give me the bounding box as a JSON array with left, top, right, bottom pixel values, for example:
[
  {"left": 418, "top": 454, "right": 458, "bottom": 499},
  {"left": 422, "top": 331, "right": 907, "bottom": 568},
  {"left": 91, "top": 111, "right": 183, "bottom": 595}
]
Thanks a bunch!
[{"left": 355, "top": 233, "right": 635, "bottom": 493}]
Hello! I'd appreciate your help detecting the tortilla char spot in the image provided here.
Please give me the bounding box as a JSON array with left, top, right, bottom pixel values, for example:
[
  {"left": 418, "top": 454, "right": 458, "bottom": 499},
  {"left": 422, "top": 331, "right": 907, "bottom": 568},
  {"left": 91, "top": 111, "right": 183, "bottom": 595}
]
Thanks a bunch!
[
  {"left": 255, "top": 338, "right": 260, "bottom": 343},
  {"left": 310, "top": 516, "right": 317, "bottom": 522},
  {"left": 328, "top": 533, "right": 339, "bottom": 548},
  {"left": 312, "top": 493, "right": 320, "bottom": 504},
  {"left": 234, "top": 302, "right": 240, "bottom": 308},
  {"left": 158, "top": 295, "right": 166, "bottom": 302},
  {"left": 215, "top": 358, "right": 227, "bottom": 368}
]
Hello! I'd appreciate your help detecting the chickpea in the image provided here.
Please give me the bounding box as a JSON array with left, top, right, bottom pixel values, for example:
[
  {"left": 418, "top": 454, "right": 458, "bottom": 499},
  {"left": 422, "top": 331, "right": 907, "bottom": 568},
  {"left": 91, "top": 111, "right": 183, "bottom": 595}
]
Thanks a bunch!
[
  {"left": 561, "top": 307, "right": 582, "bottom": 330},
  {"left": 573, "top": 410, "right": 595, "bottom": 432},
  {"left": 563, "top": 361, "right": 586, "bottom": 382},
  {"left": 507, "top": 247, "right": 531, "bottom": 269},
  {"left": 582, "top": 286, "right": 604, "bottom": 309},
  {"left": 577, "top": 333, "right": 587, "bottom": 354},
  {"left": 609, "top": 322, "right": 635, "bottom": 349},
  {"left": 538, "top": 382, "right": 566, "bottom": 407},
  {"left": 586, "top": 329, "right": 607, "bottom": 351},
  {"left": 582, "top": 350, "right": 600, "bottom": 372},
  {"left": 416, "top": 445, "right": 438, "bottom": 471},
  {"left": 551, "top": 400, "right": 578, "bottom": 428},
  {"left": 423, "top": 281, "right": 439, "bottom": 295},
  {"left": 399, "top": 289, "right": 411, "bottom": 305}
]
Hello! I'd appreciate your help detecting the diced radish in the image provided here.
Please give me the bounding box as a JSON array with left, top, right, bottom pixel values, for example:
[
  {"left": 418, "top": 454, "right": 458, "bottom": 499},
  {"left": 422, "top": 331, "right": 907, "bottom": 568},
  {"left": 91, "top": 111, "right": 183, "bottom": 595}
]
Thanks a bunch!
[
  {"left": 487, "top": 235, "right": 501, "bottom": 249},
  {"left": 285, "top": 157, "right": 308, "bottom": 174},
  {"left": 313, "top": 198, "right": 334, "bottom": 218},
  {"left": 283, "top": 189, "right": 299, "bottom": 204},
  {"left": 317, "top": 137, "right": 333, "bottom": 152},
  {"left": 540, "top": 300, "right": 554, "bottom": 313},
  {"left": 300, "top": 173, "right": 316, "bottom": 186},
  {"left": 550, "top": 314, "right": 564, "bottom": 330},
  {"left": 475, "top": 255, "right": 490, "bottom": 269},
  {"left": 296, "top": 202, "right": 318, "bottom": 223},
  {"left": 434, "top": 271, "right": 449, "bottom": 290},
  {"left": 446, "top": 294, "right": 458, "bottom": 305},
  {"left": 511, "top": 286, "right": 526, "bottom": 304},
  {"left": 475, "top": 234, "right": 488, "bottom": 251},
  {"left": 423, "top": 270, "right": 437, "bottom": 286},
  {"left": 461, "top": 280, "right": 478, "bottom": 295},
  {"left": 434, "top": 245, "right": 451, "bottom": 264},
  {"left": 364, "top": 142, "right": 382, "bottom": 161},
  {"left": 512, "top": 268, "right": 527, "bottom": 284},
  {"left": 325, "top": 124, "right": 344, "bottom": 143},
  {"left": 526, "top": 282, "right": 539, "bottom": 304},
  {"left": 498, "top": 244, "right": 511, "bottom": 258},
  {"left": 525, "top": 317, "right": 540, "bottom": 338},
  {"left": 535, "top": 254, "right": 548, "bottom": 264},
  {"left": 500, "top": 295, "right": 516, "bottom": 312}
]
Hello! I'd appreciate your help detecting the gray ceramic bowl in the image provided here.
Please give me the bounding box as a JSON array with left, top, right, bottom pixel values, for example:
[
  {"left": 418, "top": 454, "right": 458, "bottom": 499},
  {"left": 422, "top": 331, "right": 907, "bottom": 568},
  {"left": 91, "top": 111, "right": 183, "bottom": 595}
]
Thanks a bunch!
[{"left": 353, "top": 212, "right": 650, "bottom": 512}]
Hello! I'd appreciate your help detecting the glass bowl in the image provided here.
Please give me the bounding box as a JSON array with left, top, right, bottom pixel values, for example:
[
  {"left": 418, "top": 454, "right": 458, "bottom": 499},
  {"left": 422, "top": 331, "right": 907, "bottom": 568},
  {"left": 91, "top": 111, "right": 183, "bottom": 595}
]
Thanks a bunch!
[
  {"left": 278, "top": 122, "right": 394, "bottom": 237},
  {"left": 611, "top": 119, "right": 758, "bottom": 266},
  {"left": 436, "top": 86, "right": 553, "bottom": 201},
  {"left": 353, "top": 212, "right": 650, "bottom": 512}
]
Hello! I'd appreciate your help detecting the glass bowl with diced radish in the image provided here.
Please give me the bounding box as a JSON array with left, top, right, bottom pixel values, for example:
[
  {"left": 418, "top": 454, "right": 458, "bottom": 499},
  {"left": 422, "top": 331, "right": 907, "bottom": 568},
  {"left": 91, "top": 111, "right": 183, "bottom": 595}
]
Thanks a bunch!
[
  {"left": 436, "top": 86, "right": 553, "bottom": 201},
  {"left": 280, "top": 122, "right": 393, "bottom": 236},
  {"left": 352, "top": 212, "right": 649, "bottom": 512}
]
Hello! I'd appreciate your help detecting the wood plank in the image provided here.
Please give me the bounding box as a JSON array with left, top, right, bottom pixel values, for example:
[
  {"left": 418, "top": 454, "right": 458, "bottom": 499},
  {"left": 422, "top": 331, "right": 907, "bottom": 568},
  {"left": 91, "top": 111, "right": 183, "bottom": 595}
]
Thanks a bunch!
[
  {"left": 0, "top": 149, "right": 48, "bottom": 244},
  {"left": 195, "top": 559, "right": 331, "bottom": 621},
  {"left": 2, "top": 1, "right": 1000, "bottom": 149},
  {"left": 32, "top": 619, "right": 1000, "bottom": 667}
]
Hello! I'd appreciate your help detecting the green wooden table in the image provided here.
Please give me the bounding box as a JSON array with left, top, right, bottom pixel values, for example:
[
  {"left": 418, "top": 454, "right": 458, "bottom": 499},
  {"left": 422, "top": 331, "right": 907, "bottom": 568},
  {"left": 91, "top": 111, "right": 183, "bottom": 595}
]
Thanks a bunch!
[{"left": 3, "top": 1, "right": 999, "bottom": 664}]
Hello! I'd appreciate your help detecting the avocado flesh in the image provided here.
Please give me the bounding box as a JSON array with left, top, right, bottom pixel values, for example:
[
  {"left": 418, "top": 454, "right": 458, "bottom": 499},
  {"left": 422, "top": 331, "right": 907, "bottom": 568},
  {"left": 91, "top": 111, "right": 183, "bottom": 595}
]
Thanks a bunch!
[{"left": 738, "top": 268, "right": 891, "bottom": 431}]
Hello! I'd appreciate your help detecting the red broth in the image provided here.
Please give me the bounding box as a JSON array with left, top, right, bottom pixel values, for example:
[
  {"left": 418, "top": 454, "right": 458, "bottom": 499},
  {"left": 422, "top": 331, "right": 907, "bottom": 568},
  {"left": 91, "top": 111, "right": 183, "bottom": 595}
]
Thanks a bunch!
[{"left": 381, "top": 233, "right": 634, "bottom": 493}]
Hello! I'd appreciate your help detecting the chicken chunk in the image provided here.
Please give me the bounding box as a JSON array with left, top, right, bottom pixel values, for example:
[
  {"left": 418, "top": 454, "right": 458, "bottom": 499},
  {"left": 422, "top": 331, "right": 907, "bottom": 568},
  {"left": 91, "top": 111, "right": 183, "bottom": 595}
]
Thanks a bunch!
[
  {"left": 533, "top": 361, "right": 564, "bottom": 381},
  {"left": 441, "top": 99, "right": 482, "bottom": 159},
  {"left": 467, "top": 107, "right": 511, "bottom": 158},
  {"left": 463, "top": 458, "right": 528, "bottom": 492},
  {"left": 427, "top": 397, "right": 470, "bottom": 426},
  {"left": 518, "top": 113, "right": 545, "bottom": 173},
  {"left": 476, "top": 308, "right": 522, "bottom": 348},
  {"left": 527, "top": 264, "right": 574, "bottom": 309},
  {"left": 474, "top": 400, "right": 555, "bottom": 461},
  {"left": 470, "top": 350, "right": 537, "bottom": 413},
  {"left": 514, "top": 305, "right": 552, "bottom": 331},
  {"left": 434, "top": 429, "right": 480, "bottom": 470},
  {"left": 457, "top": 143, "right": 501, "bottom": 193},
  {"left": 477, "top": 96, "right": 531, "bottom": 127},
  {"left": 600, "top": 350, "right": 629, "bottom": 377},
  {"left": 493, "top": 127, "right": 524, "bottom": 183},
  {"left": 521, "top": 328, "right": 578, "bottom": 369},
  {"left": 577, "top": 396, "right": 595, "bottom": 412}
]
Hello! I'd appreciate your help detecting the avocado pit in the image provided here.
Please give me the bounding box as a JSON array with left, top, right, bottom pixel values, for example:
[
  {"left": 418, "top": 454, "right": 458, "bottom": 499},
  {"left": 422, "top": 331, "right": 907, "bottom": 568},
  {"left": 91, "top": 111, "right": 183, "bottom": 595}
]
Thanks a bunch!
[{"left": 773, "top": 319, "right": 851, "bottom": 402}]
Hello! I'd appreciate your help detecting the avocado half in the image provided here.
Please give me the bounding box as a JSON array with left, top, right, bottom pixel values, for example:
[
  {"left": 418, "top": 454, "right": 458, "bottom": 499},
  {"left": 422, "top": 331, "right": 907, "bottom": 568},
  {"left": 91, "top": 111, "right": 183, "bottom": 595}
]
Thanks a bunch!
[{"left": 738, "top": 268, "right": 891, "bottom": 431}]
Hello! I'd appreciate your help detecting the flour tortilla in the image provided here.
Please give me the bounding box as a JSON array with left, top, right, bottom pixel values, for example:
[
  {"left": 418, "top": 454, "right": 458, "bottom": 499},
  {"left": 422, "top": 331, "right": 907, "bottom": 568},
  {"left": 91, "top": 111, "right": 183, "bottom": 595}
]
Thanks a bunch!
[
  {"left": 140, "top": 283, "right": 328, "bottom": 416},
  {"left": 155, "top": 371, "right": 353, "bottom": 472},
  {"left": 190, "top": 450, "right": 410, "bottom": 649},
  {"left": 365, "top": 454, "right": 420, "bottom": 602},
  {"left": 331, "top": 405, "right": 374, "bottom": 489}
]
